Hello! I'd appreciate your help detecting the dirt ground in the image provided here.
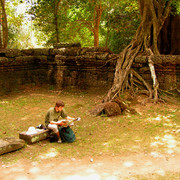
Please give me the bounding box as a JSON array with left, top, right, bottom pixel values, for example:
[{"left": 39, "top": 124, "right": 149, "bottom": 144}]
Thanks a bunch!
[
  {"left": 0, "top": 152, "right": 180, "bottom": 180},
  {"left": 0, "top": 89, "right": 179, "bottom": 179}
]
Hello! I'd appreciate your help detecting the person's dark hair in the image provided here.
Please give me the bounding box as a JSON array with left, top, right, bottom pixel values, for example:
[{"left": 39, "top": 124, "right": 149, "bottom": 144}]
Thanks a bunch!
[{"left": 55, "top": 100, "right": 65, "bottom": 107}]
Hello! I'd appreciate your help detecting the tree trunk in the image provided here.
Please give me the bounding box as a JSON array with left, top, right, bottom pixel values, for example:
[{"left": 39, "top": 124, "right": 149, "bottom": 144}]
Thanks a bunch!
[
  {"left": 93, "top": 25, "right": 99, "bottom": 47},
  {"left": 103, "top": 0, "right": 173, "bottom": 103},
  {"left": 159, "top": 14, "right": 180, "bottom": 55},
  {"left": 0, "top": 0, "right": 8, "bottom": 49},
  {"left": 54, "top": 0, "right": 61, "bottom": 43},
  {"left": 77, "top": 1, "right": 104, "bottom": 47},
  {"left": 0, "top": 11, "right": 2, "bottom": 47},
  {"left": 93, "top": 3, "right": 103, "bottom": 47}
]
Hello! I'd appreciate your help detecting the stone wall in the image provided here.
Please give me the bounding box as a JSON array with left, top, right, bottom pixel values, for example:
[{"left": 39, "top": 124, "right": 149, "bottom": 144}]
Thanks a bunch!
[
  {"left": 51, "top": 47, "right": 117, "bottom": 90},
  {"left": 0, "top": 47, "right": 179, "bottom": 95},
  {"left": 133, "top": 55, "right": 180, "bottom": 90},
  {"left": 0, "top": 49, "right": 50, "bottom": 95}
]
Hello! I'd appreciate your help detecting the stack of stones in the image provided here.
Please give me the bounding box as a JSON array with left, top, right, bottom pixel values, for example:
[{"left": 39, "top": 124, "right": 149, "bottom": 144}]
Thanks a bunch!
[{"left": 0, "top": 43, "right": 179, "bottom": 95}]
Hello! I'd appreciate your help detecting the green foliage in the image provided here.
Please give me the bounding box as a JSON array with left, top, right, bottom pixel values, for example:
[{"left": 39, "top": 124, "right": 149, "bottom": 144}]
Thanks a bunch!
[
  {"left": 103, "top": 0, "right": 140, "bottom": 53},
  {"left": 171, "top": 0, "right": 180, "bottom": 15},
  {"left": 66, "top": 0, "right": 140, "bottom": 50},
  {"left": 5, "top": 0, "right": 180, "bottom": 50},
  {"left": 30, "top": 0, "right": 72, "bottom": 46},
  {"left": 6, "top": 0, "right": 35, "bottom": 49}
]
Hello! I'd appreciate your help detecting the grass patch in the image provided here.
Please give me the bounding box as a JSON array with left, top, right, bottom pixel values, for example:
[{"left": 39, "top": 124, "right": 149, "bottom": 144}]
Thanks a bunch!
[{"left": 0, "top": 88, "right": 179, "bottom": 165}]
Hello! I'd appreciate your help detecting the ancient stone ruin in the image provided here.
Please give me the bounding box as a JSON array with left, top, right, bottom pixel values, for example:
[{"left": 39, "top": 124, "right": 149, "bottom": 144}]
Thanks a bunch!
[
  {"left": 0, "top": 44, "right": 179, "bottom": 96},
  {"left": 0, "top": 44, "right": 179, "bottom": 154},
  {"left": 0, "top": 137, "right": 25, "bottom": 155}
]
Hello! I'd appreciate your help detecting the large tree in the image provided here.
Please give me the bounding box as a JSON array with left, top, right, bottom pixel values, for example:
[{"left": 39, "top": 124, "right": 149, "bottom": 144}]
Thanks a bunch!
[
  {"left": 30, "top": 0, "right": 70, "bottom": 45},
  {"left": 0, "top": 0, "right": 8, "bottom": 49},
  {"left": 103, "top": 0, "right": 177, "bottom": 103},
  {"left": 71, "top": 0, "right": 105, "bottom": 47},
  {"left": 103, "top": 0, "right": 140, "bottom": 53}
]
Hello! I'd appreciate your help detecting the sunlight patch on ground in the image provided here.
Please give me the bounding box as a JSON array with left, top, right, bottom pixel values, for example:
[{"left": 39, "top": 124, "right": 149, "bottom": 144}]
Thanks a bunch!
[
  {"left": 147, "top": 115, "right": 162, "bottom": 122},
  {"left": 15, "top": 176, "right": 29, "bottom": 180},
  {"left": 150, "top": 152, "right": 163, "bottom": 158},
  {"left": 8, "top": 167, "right": 24, "bottom": 173},
  {"left": 162, "top": 135, "right": 177, "bottom": 148},
  {"left": 123, "top": 161, "right": 134, "bottom": 167},
  {"left": 85, "top": 168, "right": 96, "bottom": 173},
  {"left": 34, "top": 175, "right": 55, "bottom": 180},
  {"left": 0, "top": 101, "right": 8, "bottom": 104},
  {"left": 156, "top": 169, "right": 165, "bottom": 176},
  {"left": 64, "top": 174, "right": 101, "bottom": 180},
  {"left": 147, "top": 114, "right": 173, "bottom": 123},
  {"left": 151, "top": 134, "right": 178, "bottom": 154},
  {"left": 39, "top": 148, "right": 58, "bottom": 159},
  {"left": 104, "top": 176, "right": 120, "bottom": 180},
  {"left": 148, "top": 111, "right": 180, "bottom": 154},
  {"left": 21, "top": 116, "right": 29, "bottom": 120},
  {"left": 29, "top": 166, "right": 41, "bottom": 174},
  {"left": 102, "top": 142, "right": 109, "bottom": 151},
  {"left": 144, "top": 161, "right": 153, "bottom": 166},
  {"left": 146, "top": 113, "right": 179, "bottom": 128}
]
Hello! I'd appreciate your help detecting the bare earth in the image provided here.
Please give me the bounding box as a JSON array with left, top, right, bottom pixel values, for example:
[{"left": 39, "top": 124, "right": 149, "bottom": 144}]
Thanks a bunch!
[
  {"left": 0, "top": 152, "right": 180, "bottom": 180},
  {"left": 0, "top": 91, "right": 179, "bottom": 179}
]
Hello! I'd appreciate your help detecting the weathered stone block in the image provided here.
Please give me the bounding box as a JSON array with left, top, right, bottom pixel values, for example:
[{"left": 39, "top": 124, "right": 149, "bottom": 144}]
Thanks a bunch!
[
  {"left": 53, "top": 42, "right": 81, "bottom": 48},
  {"left": 84, "top": 52, "right": 97, "bottom": 59},
  {"left": 176, "top": 56, "right": 180, "bottom": 65},
  {"left": 96, "top": 52, "right": 109, "bottom": 60},
  {"left": 135, "top": 56, "right": 147, "bottom": 63},
  {"left": 21, "top": 48, "right": 50, "bottom": 56},
  {"left": 63, "top": 47, "right": 81, "bottom": 56},
  {"left": 108, "top": 54, "right": 118, "bottom": 59},
  {"left": 0, "top": 49, "right": 22, "bottom": 57},
  {"left": 21, "top": 49, "right": 34, "bottom": 55},
  {"left": 34, "top": 56, "right": 48, "bottom": 64},
  {"left": 51, "top": 47, "right": 81, "bottom": 56},
  {"left": 50, "top": 48, "right": 66, "bottom": 56},
  {"left": 0, "top": 137, "right": 25, "bottom": 155},
  {"left": 55, "top": 55, "right": 67, "bottom": 61},
  {"left": 151, "top": 56, "right": 163, "bottom": 64},
  {"left": 19, "top": 129, "right": 50, "bottom": 144},
  {"left": 0, "top": 57, "right": 9, "bottom": 65},
  {"left": 15, "top": 56, "right": 35, "bottom": 64},
  {"left": 33, "top": 48, "right": 50, "bottom": 56}
]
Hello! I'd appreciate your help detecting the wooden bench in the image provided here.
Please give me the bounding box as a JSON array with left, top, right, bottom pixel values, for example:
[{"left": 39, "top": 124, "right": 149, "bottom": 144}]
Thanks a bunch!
[{"left": 19, "top": 129, "right": 50, "bottom": 144}]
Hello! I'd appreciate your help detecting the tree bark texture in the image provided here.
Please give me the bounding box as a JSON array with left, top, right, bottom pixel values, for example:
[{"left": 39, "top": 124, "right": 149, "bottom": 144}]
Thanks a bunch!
[
  {"left": 0, "top": 0, "right": 8, "bottom": 49},
  {"left": 93, "top": 3, "right": 103, "bottom": 47},
  {"left": 54, "top": 0, "right": 61, "bottom": 43},
  {"left": 0, "top": 16, "right": 2, "bottom": 47},
  {"left": 103, "top": 0, "right": 173, "bottom": 103},
  {"left": 78, "top": 1, "right": 104, "bottom": 47},
  {"left": 159, "top": 14, "right": 180, "bottom": 55}
]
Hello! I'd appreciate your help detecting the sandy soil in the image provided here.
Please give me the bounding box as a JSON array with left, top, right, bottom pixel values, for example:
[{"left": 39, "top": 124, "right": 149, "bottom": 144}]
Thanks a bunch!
[
  {"left": 0, "top": 152, "right": 180, "bottom": 180},
  {"left": 0, "top": 91, "right": 179, "bottom": 179}
]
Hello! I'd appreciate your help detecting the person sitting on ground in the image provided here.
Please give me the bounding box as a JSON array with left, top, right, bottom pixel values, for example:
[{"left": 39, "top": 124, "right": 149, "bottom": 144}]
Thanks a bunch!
[{"left": 45, "top": 100, "right": 74, "bottom": 143}]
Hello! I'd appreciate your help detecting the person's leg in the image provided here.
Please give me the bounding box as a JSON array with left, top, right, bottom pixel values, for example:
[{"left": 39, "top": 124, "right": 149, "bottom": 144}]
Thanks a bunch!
[{"left": 47, "top": 124, "right": 62, "bottom": 143}]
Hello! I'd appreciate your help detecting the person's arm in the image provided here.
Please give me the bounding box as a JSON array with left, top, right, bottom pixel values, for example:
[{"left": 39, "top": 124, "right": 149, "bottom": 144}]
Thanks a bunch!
[
  {"left": 66, "top": 117, "right": 81, "bottom": 126},
  {"left": 50, "top": 120, "right": 68, "bottom": 126},
  {"left": 51, "top": 117, "right": 80, "bottom": 127},
  {"left": 45, "top": 110, "right": 54, "bottom": 127}
]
